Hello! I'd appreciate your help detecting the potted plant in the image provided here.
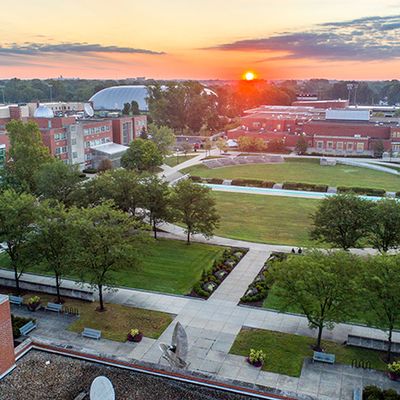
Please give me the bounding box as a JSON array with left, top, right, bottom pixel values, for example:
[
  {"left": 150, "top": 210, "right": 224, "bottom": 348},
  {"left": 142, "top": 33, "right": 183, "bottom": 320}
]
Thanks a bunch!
[
  {"left": 27, "top": 296, "right": 41, "bottom": 312},
  {"left": 247, "top": 348, "right": 266, "bottom": 368},
  {"left": 387, "top": 361, "right": 400, "bottom": 381},
  {"left": 127, "top": 328, "right": 143, "bottom": 343}
]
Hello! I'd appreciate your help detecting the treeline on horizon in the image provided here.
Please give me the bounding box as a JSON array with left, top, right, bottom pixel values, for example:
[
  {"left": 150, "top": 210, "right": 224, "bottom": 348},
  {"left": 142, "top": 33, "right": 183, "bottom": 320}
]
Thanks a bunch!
[{"left": 2, "top": 77, "right": 400, "bottom": 111}]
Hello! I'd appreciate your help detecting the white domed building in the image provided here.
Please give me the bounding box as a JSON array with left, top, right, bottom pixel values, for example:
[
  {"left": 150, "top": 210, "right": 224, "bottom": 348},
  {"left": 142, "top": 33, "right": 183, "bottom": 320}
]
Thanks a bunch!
[{"left": 33, "top": 105, "right": 54, "bottom": 118}]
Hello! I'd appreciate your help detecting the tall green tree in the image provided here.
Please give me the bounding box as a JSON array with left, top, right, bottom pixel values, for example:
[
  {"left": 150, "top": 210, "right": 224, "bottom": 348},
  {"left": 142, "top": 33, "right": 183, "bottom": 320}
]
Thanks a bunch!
[
  {"left": 295, "top": 136, "right": 308, "bottom": 155},
  {"left": 0, "top": 189, "right": 37, "bottom": 294},
  {"left": 69, "top": 202, "right": 147, "bottom": 311},
  {"left": 121, "top": 138, "right": 163, "bottom": 172},
  {"left": 367, "top": 199, "right": 400, "bottom": 253},
  {"left": 4, "top": 120, "right": 53, "bottom": 192},
  {"left": 122, "top": 102, "right": 131, "bottom": 115},
  {"left": 148, "top": 123, "right": 175, "bottom": 156},
  {"left": 311, "top": 194, "right": 371, "bottom": 250},
  {"left": 269, "top": 250, "right": 358, "bottom": 351},
  {"left": 29, "top": 202, "right": 74, "bottom": 303},
  {"left": 34, "top": 160, "right": 83, "bottom": 206},
  {"left": 141, "top": 176, "right": 171, "bottom": 239},
  {"left": 358, "top": 255, "right": 400, "bottom": 362},
  {"left": 131, "top": 101, "right": 140, "bottom": 115},
  {"left": 171, "top": 179, "right": 219, "bottom": 244}
]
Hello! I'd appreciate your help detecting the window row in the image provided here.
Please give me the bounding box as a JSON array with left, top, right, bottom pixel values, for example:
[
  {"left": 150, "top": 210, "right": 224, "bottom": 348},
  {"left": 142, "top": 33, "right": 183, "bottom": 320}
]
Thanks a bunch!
[
  {"left": 85, "top": 137, "right": 111, "bottom": 148},
  {"left": 83, "top": 125, "right": 110, "bottom": 136},
  {"left": 315, "top": 141, "right": 365, "bottom": 151}
]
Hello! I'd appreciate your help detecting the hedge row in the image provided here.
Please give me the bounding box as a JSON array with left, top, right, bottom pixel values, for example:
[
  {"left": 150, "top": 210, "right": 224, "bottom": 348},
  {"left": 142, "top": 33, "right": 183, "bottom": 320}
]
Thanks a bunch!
[
  {"left": 231, "top": 179, "right": 275, "bottom": 188},
  {"left": 363, "top": 385, "right": 400, "bottom": 400},
  {"left": 282, "top": 182, "right": 328, "bottom": 192},
  {"left": 337, "top": 186, "right": 386, "bottom": 196}
]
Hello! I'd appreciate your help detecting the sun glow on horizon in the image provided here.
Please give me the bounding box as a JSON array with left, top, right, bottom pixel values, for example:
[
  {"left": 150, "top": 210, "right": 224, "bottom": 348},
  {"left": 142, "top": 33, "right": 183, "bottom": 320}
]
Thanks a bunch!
[{"left": 243, "top": 71, "right": 256, "bottom": 81}]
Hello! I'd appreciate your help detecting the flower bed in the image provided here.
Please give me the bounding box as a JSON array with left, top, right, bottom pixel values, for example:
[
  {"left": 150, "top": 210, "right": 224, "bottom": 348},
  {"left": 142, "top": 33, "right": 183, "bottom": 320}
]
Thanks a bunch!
[
  {"left": 190, "top": 247, "right": 248, "bottom": 299},
  {"left": 240, "top": 252, "right": 288, "bottom": 306},
  {"left": 337, "top": 186, "right": 386, "bottom": 196},
  {"left": 282, "top": 182, "right": 328, "bottom": 193}
]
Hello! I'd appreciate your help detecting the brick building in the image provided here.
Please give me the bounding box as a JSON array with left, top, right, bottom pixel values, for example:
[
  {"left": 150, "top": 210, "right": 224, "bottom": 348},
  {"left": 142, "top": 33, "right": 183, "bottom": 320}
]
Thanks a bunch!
[
  {"left": 0, "top": 295, "right": 15, "bottom": 379},
  {"left": 229, "top": 103, "right": 399, "bottom": 156}
]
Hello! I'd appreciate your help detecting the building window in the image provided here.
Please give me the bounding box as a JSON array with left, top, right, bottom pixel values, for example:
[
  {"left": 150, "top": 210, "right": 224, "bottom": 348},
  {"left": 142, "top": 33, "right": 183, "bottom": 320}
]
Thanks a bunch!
[
  {"left": 336, "top": 142, "right": 343, "bottom": 150},
  {"left": 327, "top": 141, "right": 333, "bottom": 150},
  {"left": 71, "top": 138, "right": 77, "bottom": 145},
  {"left": 316, "top": 141, "right": 324, "bottom": 149},
  {"left": 347, "top": 142, "right": 353, "bottom": 151},
  {"left": 356, "top": 143, "right": 364, "bottom": 152},
  {"left": 122, "top": 122, "right": 131, "bottom": 145},
  {"left": 72, "top": 152, "right": 78, "bottom": 159}
]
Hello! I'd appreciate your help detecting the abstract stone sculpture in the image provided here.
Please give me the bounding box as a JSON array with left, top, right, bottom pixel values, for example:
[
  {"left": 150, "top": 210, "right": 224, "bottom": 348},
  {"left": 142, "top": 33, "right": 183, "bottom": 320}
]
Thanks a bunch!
[{"left": 159, "top": 322, "right": 189, "bottom": 369}]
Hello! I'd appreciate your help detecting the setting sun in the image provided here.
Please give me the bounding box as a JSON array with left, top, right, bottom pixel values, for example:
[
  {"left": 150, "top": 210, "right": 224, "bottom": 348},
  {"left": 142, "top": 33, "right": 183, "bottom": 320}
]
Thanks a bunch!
[{"left": 243, "top": 71, "right": 256, "bottom": 81}]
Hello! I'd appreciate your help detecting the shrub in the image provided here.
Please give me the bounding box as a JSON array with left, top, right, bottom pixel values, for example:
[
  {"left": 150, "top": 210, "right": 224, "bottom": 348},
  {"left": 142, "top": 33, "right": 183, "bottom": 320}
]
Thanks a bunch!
[
  {"left": 193, "top": 282, "right": 211, "bottom": 298},
  {"left": 82, "top": 168, "right": 97, "bottom": 174},
  {"left": 283, "top": 182, "right": 328, "bottom": 192},
  {"left": 190, "top": 176, "right": 202, "bottom": 182},
  {"left": 388, "top": 361, "right": 400, "bottom": 375},
  {"left": 231, "top": 179, "right": 275, "bottom": 188},
  {"left": 363, "top": 385, "right": 400, "bottom": 400},
  {"left": 27, "top": 296, "right": 40, "bottom": 305},
  {"left": 337, "top": 186, "right": 386, "bottom": 196},
  {"left": 11, "top": 315, "right": 34, "bottom": 339},
  {"left": 248, "top": 349, "right": 266, "bottom": 365},
  {"left": 204, "top": 178, "right": 224, "bottom": 184}
]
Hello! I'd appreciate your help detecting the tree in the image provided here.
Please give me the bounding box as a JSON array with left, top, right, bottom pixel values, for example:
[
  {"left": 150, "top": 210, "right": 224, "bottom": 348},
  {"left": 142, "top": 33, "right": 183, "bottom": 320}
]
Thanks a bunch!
[
  {"left": 34, "top": 160, "right": 83, "bottom": 206},
  {"left": 97, "top": 158, "right": 113, "bottom": 173},
  {"left": 171, "top": 179, "right": 219, "bottom": 244},
  {"left": 311, "top": 194, "right": 371, "bottom": 250},
  {"left": 269, "top": 250, "right": 358, "bottom": 351},
  {"left": 372, "top": 140, "right": 385, "bottom": 158},
  {"left": 238, "top": 136, "right": 265, "bottom": 152},
  {"left": 121, "top": 138, "right": 163, "bottom": 172},
  {"left": 29, "top": 202, "right": 74, "bottom": 303},
  {"left": 266, "top": 138, "right": 286, "bottom": 153},
  {"left": 358, "top": 255, "right": 400, "bottom": 362},
  {"left": 148, "top": 123, "right": 175, "bottom": 156},
  {"left": 295, "top": 136, "right": 308, "bottom": 155},
  {"left": 0, "top": 189, "right": 37, "bottom": 294},
  {"left": 131, "top": 101, "right": 140, "bottom": 115},
  {"left": 204, "top": 138, "right": 212, "bottom": 157},
  {"left": 141, "top": 176, "right": 172, "bottom": 238},
  {"left": 367, "top": 199, "right": 400, "bottom": 253},
  {"left": 122, "top": 102, "right": 131, "bottom": 115},
  {"left": 140, "top": 127, "right": 148, "bottom": 140},
  {"left": 216, "top": 138, "right": 228, "bottom": 154},
  {"left": 69, "top": 202, "right": 147, "bottom": 311},
  {"left": 181, "top": 141, "right": 192, "bottom": 157},
  {"left": 4, "top": 120, "right": 53, "bottom": 192}
]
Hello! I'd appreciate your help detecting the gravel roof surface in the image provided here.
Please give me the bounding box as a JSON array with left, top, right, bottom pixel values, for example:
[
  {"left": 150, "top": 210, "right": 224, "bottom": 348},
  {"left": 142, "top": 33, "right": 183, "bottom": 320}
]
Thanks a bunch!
[{"left": 0, "top": 351, "right": 258, "bottom": 400}]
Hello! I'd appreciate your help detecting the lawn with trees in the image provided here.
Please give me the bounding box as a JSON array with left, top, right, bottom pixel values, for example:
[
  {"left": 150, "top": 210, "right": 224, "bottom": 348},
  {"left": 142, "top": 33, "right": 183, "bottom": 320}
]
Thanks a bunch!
[{"left": 183, "top": 158, "right": 400, "bottom": 192}]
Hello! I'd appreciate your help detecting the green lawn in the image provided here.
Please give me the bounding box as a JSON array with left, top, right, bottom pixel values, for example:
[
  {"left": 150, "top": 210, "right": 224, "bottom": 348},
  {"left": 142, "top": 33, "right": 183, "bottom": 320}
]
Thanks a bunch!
[
  {"left": 212, "top": 191, "right": 319, "bottom": 246},
  {"left": 230, "top": 328, "right": 391, "bottom": 377},
  {"left": 0, "top": 239, "right": 224, "bottom": 295},
  {"left": 183, "top": 158, "right": 400, "bottom": 191},
  {"left": 164, "top": 154, "right": 196, "bottom": 167}
]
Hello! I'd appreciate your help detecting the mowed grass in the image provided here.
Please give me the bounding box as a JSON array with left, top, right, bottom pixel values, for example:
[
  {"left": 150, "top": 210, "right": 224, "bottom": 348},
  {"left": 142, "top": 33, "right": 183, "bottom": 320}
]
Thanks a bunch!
[
  {"left": 164, "top": 154, "right": 196, "bottom": 167},
  {"left": 6, "top": 292, "right": 173, "bottom": 341},
  {"left": 230, "top": 328, "right": 390, "bottom": 377},
  {"left": 0, "top": 239, "right": 224, "bottom": 295},
  {"left": 183, "top": 158, "right": 400, "bottom": 191},
  {"left": 212, "top": 191, "right": 319, "bottom": 246}
]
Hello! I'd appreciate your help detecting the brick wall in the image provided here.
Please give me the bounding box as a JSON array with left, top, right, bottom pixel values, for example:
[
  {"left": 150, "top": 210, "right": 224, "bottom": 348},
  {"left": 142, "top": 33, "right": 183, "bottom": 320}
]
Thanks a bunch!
[{"left": 0, "top": 295, "right": 15, "bottom": 379}]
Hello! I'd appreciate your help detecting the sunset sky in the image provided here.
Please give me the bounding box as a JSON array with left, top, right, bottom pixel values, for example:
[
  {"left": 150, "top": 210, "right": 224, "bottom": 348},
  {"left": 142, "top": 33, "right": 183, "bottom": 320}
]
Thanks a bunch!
[{"left": 1, "top": 0, "right": 400, "bottom": 80}]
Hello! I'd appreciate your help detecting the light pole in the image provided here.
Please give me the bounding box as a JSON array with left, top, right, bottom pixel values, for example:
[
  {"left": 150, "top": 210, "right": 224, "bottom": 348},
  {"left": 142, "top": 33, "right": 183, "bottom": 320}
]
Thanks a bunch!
[
  {"left": 47, "top": 83, "right": 53, "bottom": 102},
  {"left": 0, "top": 86, "right": 5, "bottom": 104}
]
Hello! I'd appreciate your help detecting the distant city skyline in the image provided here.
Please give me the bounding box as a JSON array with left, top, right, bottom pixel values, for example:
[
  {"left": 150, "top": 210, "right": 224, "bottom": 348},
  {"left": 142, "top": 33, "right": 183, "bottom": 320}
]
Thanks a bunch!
[{"left": 1, "top": 0, "right": 400, "bottom": 80}]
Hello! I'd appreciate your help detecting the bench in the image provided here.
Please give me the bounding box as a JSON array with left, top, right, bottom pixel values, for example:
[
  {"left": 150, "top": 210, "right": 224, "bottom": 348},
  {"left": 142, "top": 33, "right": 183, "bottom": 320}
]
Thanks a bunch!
[
  {"left": 82, "top": 328, "right": 101, "bottom": 340},
  {"left": 313, "top": 351, "right": 335, "bottom": 364},
  {"left": 8, "top": 295, "right": 23, "bottom": 306},
  {"left": 19, "top": 320, "right": 37, "bottom": 336},
  {"left": 45, "top": 302, "right": 63, "bottom": 313},
  {"left": 353, "top": 388, "right": 362, "bottom": 400}
]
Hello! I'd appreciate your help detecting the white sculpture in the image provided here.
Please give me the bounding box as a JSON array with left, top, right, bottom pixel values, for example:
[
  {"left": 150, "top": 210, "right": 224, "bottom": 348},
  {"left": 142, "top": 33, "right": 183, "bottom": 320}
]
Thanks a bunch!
[{"left": 159, "top": 322, "right": 189, "bottom": 369}]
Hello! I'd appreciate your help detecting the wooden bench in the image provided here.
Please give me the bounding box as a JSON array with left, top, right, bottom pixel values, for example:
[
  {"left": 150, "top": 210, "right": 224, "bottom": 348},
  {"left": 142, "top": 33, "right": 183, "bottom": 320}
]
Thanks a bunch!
[
  {"left": 313, "top": 351, "right": 335, "bottom": 364},
  {"left": 19, "top": 320, "right": 37, "bottom": 336},
  {"left": 8, "top": 295, "right": 23, "bottom": 306},
  {"left": 82, "top": 328, "right": 101, "bottom": 340},
  {"left": 353, "top": 388, "right": 362, "bottom": 400},
  {"left": 45, "top": 302, "right": 63, "bottom": 313}
]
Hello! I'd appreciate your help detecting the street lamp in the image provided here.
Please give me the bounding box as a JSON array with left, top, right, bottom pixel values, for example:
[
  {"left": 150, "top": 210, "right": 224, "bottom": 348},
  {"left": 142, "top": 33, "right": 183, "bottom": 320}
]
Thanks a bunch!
[
  {"left": 47, "top": 83, "right": 53, "bottom": 102},
  {"left": 0, "top": 86, "right": 5, "bottom": 104}
]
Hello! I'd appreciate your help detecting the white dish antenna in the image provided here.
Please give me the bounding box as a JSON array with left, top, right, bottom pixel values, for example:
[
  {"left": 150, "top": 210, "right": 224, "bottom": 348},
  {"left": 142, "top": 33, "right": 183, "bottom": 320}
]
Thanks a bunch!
[
  {"left": 90, "top": 376, "right": 115, "bottom": 400},
  {"left": 84, "top": 103, "right": 94, "bottom": 117}
]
